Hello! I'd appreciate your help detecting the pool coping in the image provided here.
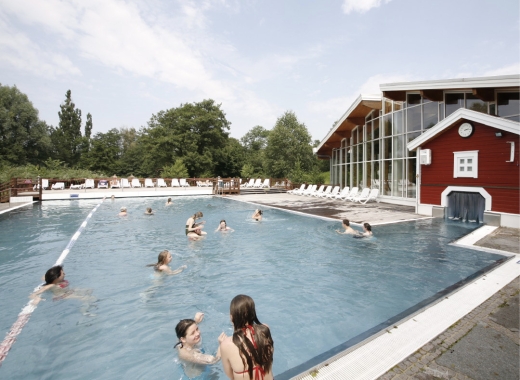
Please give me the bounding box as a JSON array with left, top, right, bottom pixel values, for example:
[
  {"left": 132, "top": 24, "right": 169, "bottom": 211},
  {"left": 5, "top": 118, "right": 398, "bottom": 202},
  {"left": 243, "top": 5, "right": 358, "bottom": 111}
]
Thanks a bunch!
[{"left": 226, "top": 197, "right": 517, "bottom": 380}]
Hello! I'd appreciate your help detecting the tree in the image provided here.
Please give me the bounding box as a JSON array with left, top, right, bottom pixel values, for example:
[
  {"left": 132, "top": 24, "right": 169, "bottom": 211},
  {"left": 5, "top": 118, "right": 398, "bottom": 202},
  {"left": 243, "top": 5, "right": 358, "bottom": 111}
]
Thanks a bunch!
[
  {"left": 83, "top": 112, "right": 93, "bottom": 153},
  {"left": 264, "top": 111, "right": 314, "bottom": 178},
  {"left": 51, "top": 90, "right": 83, "bottom": 166},
  {"left": 0, "top": 84, "right": 51, "bottom": 166},
  {"left": 240, "top": 125, "right": 269, "bottom": 176},
  {"left": 161, "top": 159, "right": 189, "bottom": 178},
  {"left": 82, "top": 129, "right": 122, "bottom": 174},
  {"left": 214, "top": 137, "right": 245, "bottom": 177}
]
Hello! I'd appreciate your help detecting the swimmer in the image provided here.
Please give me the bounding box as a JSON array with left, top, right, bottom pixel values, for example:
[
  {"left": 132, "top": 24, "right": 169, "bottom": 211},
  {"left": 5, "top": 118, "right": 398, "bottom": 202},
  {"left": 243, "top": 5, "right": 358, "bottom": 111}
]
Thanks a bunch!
[
  {"left": 189, "top": 227, "right": 207, "bottom": 240},
  {"left": 145, "top": 207, "right": 154, "bottom": 215},
  {"left": 119, "top": 207, "right": 127, "bottom": 216},
  {"left": 220, "top": 295, "right": 274, "bottom": 380},
  {"left": 216, "top": 220, "right": 234, "bottom": 232},
  {"left": 174, "top": 312, "right": 225, "bottom": 365},
  {"left": 186, "top": 211, "right": 206, "bottom": 239},
  {"left": 166, "top": 198, "right": 173, "bottom": 206},
  {"left": 30, "top": 266, "right": 97, "bottom": 314},
  {"left": 111, "top": 195, "right": 115, "bottom": 200},
  {"left": 252, "top": 209, "right": 263, "bottom": 221},
  {"left": 336, "top": 219, "right": 356, "bottom": 235},
  {"left": 146, "top": 250, "right": 187, "bottom": 275},
  {"left": 354, "top": 222, "right": 373, "bottom": 238}
]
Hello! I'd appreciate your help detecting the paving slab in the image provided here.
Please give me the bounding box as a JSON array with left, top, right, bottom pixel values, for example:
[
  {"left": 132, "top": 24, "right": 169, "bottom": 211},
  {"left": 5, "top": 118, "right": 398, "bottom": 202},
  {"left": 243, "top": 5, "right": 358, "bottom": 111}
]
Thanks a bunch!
[{"left": 475, "top": 227, "right": 520, "bottom": 254}]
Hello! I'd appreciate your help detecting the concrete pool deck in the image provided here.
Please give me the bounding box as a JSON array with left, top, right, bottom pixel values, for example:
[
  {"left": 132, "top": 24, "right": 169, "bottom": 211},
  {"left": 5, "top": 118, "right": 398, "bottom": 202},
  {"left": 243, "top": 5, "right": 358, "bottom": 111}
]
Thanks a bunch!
[{"left": 1, "top": 193, "right": 518, "bottom": 379}]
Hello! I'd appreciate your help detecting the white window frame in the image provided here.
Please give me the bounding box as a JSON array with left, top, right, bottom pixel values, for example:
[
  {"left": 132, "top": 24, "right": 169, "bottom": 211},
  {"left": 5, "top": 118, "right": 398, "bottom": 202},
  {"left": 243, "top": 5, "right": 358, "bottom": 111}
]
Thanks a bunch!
[{"left": 453, "top": 150, "right": 478, "bottom": 178}]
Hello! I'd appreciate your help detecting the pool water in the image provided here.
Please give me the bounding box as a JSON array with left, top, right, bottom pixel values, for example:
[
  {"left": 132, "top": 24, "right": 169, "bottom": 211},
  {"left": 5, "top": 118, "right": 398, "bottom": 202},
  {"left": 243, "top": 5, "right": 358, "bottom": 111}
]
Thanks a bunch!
[{"left": 0, "top": 197, "right": 505, "bottom": 379}]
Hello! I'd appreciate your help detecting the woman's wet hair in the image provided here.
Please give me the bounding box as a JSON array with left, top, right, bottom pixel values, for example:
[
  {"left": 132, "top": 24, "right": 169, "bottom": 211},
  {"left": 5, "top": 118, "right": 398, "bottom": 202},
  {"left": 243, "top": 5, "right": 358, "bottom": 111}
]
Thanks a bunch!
[
  {"left": 194, "top": 211, "right": 203, "bottom": 218},
  {"left": 45, "top": 265, "right": 63, "bottom": 285},
  {"left": 146, "top": 250, "right": 170, "bottom": 268},
  {"left": 167, "top": 198, "right": 171, "bottom": 202},
  {"left": 230, "top": 295, "right": 273, "bottom": 379},
  {"left": 220, "top": 219, "right": 226, "bottom": 225},
  {"left": 343, "top": 219, "right": 350, "bottom": 226},
  {"left": 146, "top": 207, "right": 152, "bottom": 213},
  {"left": 174, "top": 319, "right": 197, "bottom": 348},
  {"left": 364, "top": 222, "right": 372, "bottom": 231}
]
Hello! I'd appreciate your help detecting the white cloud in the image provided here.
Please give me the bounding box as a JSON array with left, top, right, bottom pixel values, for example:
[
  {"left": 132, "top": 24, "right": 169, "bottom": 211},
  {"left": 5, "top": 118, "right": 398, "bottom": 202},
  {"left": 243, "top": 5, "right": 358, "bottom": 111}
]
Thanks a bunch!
[
  {"left": 342, "top": 0, "right": 391, "bottom": 14},
  {"left": 483, "top": 63, "right": 520, "bottom": 76}
]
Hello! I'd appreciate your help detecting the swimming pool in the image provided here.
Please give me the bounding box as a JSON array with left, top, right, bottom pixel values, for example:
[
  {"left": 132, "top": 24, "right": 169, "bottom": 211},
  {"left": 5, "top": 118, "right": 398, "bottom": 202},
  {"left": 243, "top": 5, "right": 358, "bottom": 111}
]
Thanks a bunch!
[{"left": 0, "top": 197, "right": 506, "bottom": 379}]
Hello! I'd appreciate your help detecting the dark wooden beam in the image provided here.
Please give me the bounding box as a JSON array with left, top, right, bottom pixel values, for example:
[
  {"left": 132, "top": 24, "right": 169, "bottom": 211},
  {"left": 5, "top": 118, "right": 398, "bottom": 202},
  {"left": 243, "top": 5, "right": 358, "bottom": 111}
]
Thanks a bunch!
[
  {"left": 472, "top": 88, "right": 495, "bottom": 102},
  {"left": 420, "top": 90, "right": 444, "bottom": 102},
  {"left": 383, "top": 91, "right": 406, "bottom": 101}
]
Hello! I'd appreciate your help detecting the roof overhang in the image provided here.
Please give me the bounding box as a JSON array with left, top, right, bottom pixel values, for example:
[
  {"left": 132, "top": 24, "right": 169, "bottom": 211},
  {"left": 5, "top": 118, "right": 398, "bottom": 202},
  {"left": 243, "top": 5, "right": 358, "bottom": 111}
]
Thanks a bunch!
[
  {"left": 315, "top": 94, "right": 381, "bottom": 157},
  {"left": 381, "top": 74, "right": 520, "bottom": 101},
  {"left": 407, "top": 108, "right": 520, "bottom": 151}
]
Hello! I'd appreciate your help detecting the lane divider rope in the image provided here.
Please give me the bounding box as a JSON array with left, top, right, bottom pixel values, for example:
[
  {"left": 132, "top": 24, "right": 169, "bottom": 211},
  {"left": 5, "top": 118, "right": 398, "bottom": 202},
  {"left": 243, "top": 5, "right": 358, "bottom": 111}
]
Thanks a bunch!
[{"left": 0, "top": 197, "right": 105, "bottom": 367}]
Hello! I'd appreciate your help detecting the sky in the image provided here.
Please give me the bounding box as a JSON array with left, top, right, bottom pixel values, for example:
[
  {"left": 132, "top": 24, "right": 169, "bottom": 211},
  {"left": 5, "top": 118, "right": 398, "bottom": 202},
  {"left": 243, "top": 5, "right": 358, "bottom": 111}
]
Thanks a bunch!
[{"left": 1, "top": 0, "right": 519, "bottom": 142}]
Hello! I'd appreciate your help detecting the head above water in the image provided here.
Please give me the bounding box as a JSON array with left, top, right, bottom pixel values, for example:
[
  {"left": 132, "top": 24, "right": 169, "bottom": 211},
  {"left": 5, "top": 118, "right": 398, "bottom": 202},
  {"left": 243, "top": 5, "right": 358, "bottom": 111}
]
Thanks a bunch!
[
  {"left": 167, "top": 198, "right": 171, "bottom": 202},
  {"left": 363, "top": 222, "right": 372, "bottom": 231},
  {"left": 120, "top": 207, "right": 127, "bottom": 212},
  {"left": 157, "top": 250, "right": 170, "bottom": 265},
  {"left": 193, "top": 211, "right": 203, "bottom": 219},
  {"left": 146, "top": 207, "right": 152, "bottom": 213},
  {"left": 45, "top": 265, "right": 64, "bottom": 285},
  {"left": 342, "top": 219, "right": 350, "bottom": 226},
  {"left": 230, "top": 294, "right": 261, "bottom": 328},
  {"left": 174, "top": 319, "right": 197, "bottom": 348},
  {"left": 220, "top": 219, "right": 226, "bottom": 226}
]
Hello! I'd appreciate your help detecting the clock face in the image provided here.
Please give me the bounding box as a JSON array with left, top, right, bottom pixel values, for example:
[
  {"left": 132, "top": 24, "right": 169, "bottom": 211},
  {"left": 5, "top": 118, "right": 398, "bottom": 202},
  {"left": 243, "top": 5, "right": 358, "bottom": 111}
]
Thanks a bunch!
[{"left": 458, "top": 122, "right": 474, "bottom": 138}]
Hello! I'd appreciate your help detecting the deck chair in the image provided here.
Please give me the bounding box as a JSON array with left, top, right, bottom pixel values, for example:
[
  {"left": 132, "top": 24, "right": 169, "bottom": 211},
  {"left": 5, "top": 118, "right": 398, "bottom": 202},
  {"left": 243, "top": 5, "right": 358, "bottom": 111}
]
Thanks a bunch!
[
  {"left": 355, "top": 188, "right": 379, "bottom": 204},
  {"left": 343, "top": 187, "right": 359, "bottom": 201},
  {"left": 33, "top": 179, "right": 49, "bottom": 190},
  {"left": 335, "top": 187, "right": 350, "bottom": 200},
  {"left": 110, "top": 180, "right": 121, "bottom": 189},
  {"left": 121, "top": 179, "right": 131, "bottom": 188},
  {"left": 144, "top": 179, "right": 155, "bottom": 188},
  {"left": 326, "top": 186, "right": 341, "bottom": 198},
  {"left": 252, "top": 178, "right": 262, "bottom": 188},
  {"left": 241, "top": 179, "right": 254, "bottom": 188},
  {"left": 349, "top": 188, "right": 370, "bottom": 202},
  {"left": 97, "top": 180, "right": 108, "bottom": 189},
  {"left": 157, "top": 178, "right": 167, "bottom": 187},
  {"left": 171, "top": 178, "right": 180, "bottom": 187},
  {"left": 131, "top": 179, "right": 142, "bottom": 188},
  {"left": 288, "top": 184, "right": 305, "bottom": 194},
  {"left": 69, "top": 183, "right": 83, "bottom": 190},
  {"left": 84, "top": 179, "right": 94, "bottom": 189},
  {"left": 302, "top": 184, "right": 317, "bottom": 196},
  {"left": 260, "top": 179, "right": 270, "bottom": 188},
  {"left": 179, "top": 178, "right": 190, "bottom": 187},
  {"left": 317, "top": 185, "right": 332, "bottom": 197},
  {"left": 309, "top": 185, "right": 324, "bottom": 197},
  {"left": 51, "top": 182, "right": 65, "bottom": 190}
]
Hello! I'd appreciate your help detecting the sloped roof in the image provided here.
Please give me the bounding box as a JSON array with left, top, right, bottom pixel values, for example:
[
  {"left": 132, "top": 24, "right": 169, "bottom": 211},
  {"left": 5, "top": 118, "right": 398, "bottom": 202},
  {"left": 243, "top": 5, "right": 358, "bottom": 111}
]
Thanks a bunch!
[{"left": 407, "top": 108, "right": 520, "bottom": 151}]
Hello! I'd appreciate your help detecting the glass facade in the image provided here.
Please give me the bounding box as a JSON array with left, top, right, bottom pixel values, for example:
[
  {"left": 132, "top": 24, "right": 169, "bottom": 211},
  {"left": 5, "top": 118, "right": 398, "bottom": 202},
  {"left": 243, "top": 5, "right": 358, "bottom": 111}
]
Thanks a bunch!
[{"left": 329, "top": 89, "right": 514, "bottom": 200}]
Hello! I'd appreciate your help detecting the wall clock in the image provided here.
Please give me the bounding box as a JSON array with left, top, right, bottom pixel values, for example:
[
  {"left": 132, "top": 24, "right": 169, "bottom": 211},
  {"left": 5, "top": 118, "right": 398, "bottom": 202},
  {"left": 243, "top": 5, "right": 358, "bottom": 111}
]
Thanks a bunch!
[{"left": 458, "top": 122, "right": 474, "bottom": 138}]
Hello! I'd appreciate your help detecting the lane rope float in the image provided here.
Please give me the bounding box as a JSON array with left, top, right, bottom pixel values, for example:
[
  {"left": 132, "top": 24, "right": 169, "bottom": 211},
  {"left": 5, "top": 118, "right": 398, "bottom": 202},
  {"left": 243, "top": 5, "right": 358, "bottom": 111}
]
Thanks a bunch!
[{"left": 0, "top": 197, "right": 105, "bottom": 367}]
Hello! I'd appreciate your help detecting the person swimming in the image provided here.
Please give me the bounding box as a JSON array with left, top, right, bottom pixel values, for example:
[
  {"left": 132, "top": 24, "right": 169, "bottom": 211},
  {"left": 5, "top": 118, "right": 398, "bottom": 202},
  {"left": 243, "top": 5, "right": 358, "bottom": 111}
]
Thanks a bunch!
[
  {"left": 216, "top": 219, "right": 234, "bottom": 232},
  {"left": 353, "top": 222, "right": 373, "bottom": 238},
  {"left": 146, "top": 250, "right": 186, "bottom": 275},
  {"left": 186, "top": 212, "right": 207, "bottom": 239},
  {"left": 251, "top": 209, "right": 263, "bottom": 221},
  {"left": 336, "top": 219, "right": 356, "bottom": 235},
  {"left": 145, "top": 207, "right": 154, "bottom": 215},
  {"left": 219, "top": 295, "right": 274, "bottom": 380},
  {"left": 174, "top": 312, "right": 225, "bottom": 366},
  {"left": 166, "top": 198, "right": 173, "bottom": 206},
  {"left": 119, "top": 207, "right": 127, "bottom": 216}
]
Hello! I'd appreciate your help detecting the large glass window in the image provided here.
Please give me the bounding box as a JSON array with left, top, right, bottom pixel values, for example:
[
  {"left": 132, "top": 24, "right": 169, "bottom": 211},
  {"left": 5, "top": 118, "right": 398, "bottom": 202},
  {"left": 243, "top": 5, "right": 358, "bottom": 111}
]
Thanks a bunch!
[
  {"left": 383, "top": 114, "right": 392, "bottom": 137},
  {"left": 407, "top": 158, "right": 416, "bottom": 198},
  {"left": 383, "top": 137, "right": 392, "bottom": 159},
  {"left": 392, "top": 159, "right": 404, "bottom": 197},
  {"left": 393, "top": 135, "right": 405, "bottom": 159},
  {"left": 393, "top": 110, "right": 404, "bottom": 134},
  {"left": 406, "top": 94, "right": 422, "bottom": 133},
  {"left": 466, "top": 94, "right": 487, "bottom": 114},
  {"left": 445, "top": 93, "right": 464, "bottom": 116},
  {"left": 497, "top": 92, "right": 520, "bottom": 120},
  {"left": 382, "top": 160, "right": 391, "bottom": 196},
  {"left": 373, "top": 117, "right": 380, "bottom": 139},
  {"left": 423, "top": 100, "right": 438, "bottom": 129}
]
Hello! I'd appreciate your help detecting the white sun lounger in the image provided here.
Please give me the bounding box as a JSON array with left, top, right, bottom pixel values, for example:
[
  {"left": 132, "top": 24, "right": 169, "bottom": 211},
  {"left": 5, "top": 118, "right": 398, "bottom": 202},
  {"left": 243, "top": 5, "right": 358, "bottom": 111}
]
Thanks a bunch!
[
  {"left": 171, "top": 178, "right": 180, "bottom": 187},
  {"left": 33, "top": 179, "right": 49, "bottom": 190},
  {"left": 110, "top": 180, "right": 121, "bottom": 189},
  {"left": 179, "top": 178, "right": 190, "bottom": 187},
  {"left": 157, "top": 178, "right": 167, "bottom": 187},
  {"left": 82, "top": 179, "right": 93, "bottom": 189},
  {"left": 260, "top": 179, "right": 270, "bottom": 188},
  {"left": 241, "top": 179, "right": 254, "bottom": 188},
  {"left": 252, "top": 178, "right": 262, "bottom": 188},
  {"left": 335, "top": 187, "right": 350, "bottom": 200},
  {"left": 326, "top": 186, "right": 341, "bottom": 198},
  {"left": 51, "top": 182, "right": 65, "bottom": 190},
  {"left": 349, "top": 187, "right": 370, "bottom": 202},
  {"left": 343, "top": 187, "right": 359, "bottom": 201},
  {"left": 308, "top": 185, "right": 324, "bottom": 196},
  {"left": 317, "top": 185, "right": 332, "bottom": 197},
  {"left": 302, "top": 184, "right": 317, "bottom": 196},
  {"left": 69, "top": 183, "right": 83, "bottom": 190},
  {"left": 144, "top": 178, "right": 155, "bottom": 188},
  {"left": 354, "top": 188, "right": 379, "bottom": 204},
  {"left": 121, "top": 179, "right": 131, "bottom": 188},
  {"left": 288, "top": 184, "right": 306, "bottom": 194},
  {"left": 98, "top": 180, "right": 108, "bottom": 189},
  {"left": 131, "top": 179, "right": 142, "bottom": 188}
]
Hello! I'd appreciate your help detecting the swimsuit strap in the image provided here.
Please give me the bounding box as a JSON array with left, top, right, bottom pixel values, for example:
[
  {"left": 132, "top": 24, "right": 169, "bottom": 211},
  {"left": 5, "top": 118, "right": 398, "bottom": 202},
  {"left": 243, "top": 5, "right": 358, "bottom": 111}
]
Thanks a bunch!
[
  {"left": 234, "top": 366, "right": 265, "bottom": 380},
  {"left": 242, "top": 325, "right": 258, "bottom": 349},
  {"left": 58, "top": 280, "right": 69, "bottom": 288}
]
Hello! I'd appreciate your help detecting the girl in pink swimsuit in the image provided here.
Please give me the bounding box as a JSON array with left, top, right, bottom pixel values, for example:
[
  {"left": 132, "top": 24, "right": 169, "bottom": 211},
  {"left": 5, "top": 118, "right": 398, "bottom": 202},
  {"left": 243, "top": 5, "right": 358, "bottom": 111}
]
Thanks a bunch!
[{"left": 219, "top": 295, "right": 274, "bottom": 380}]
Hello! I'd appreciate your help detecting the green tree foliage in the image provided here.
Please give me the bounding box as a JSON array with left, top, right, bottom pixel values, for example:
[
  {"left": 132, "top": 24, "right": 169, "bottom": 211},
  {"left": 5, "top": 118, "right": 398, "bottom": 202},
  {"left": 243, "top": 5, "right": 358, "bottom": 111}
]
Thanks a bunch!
[
  {"left": 0, "top": 84, "right": 51, "bottom": 166},
  {"left": 214, "top": 137, "right": 245, "bottom": 177},
  {"left": 264, "top": 111, "right": 313, "bottom": 178},
  {"left": 141, "top": 99, "right": 230, "bottom": 177},
  {"left": 82, "top": 129, "right": 122, "bottom": 175},
  {"left": 51, "top": 90, "right": 83, "bottom": 166},
  {"left": 240, "top": 125, "right": 269, "bottom": 176},
  {"left": 161, "top": 159, "right": 189, "bottom": 178},
  {"left": 83, "top": 112, "right": 93, "bottom": 153}
]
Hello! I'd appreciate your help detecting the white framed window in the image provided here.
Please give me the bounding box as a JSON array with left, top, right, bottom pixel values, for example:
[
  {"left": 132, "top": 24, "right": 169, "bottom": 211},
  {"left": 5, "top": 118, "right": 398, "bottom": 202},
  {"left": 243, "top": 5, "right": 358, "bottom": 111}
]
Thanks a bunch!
[{"left": 453, "top": 151, "right": 478, "bottom": 178}]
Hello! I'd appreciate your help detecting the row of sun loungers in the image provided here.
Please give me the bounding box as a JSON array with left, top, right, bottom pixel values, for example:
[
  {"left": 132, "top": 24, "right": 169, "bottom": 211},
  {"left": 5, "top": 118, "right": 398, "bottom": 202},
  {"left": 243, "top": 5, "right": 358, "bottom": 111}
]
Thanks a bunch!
[
  {"left": 287, "top": 184, "right": 379, "bottom": 204},
  {"left": 34, "top": 178, "right": 192, "bottom": 190},
  {"left": 241, "top": 178, "right": 270, "bottom": 188}
]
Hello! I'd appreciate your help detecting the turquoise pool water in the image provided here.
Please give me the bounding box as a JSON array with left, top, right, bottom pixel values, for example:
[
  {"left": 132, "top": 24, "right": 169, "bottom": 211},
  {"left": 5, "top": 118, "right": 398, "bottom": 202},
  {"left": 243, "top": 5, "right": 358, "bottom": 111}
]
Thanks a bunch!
[{"left": 0, "top": 197, "right": 505, "bottom": 379}]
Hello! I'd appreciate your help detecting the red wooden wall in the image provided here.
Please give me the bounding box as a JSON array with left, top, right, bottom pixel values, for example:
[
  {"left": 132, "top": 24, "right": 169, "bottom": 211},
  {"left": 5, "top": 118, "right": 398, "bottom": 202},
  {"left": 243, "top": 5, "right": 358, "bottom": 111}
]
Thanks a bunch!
[{"left": 420, "top": 120, "right": 520, "bottom": 214}]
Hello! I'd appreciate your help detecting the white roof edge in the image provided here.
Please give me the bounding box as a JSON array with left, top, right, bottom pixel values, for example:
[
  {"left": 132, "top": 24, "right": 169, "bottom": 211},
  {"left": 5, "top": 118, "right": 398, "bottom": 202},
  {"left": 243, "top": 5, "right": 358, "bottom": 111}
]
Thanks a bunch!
[
  {"left": 407, "top": 109, "right": 520, "bottom": 151},
  {"left": 380, "top": 74, "right": 520, "bottom": 92},
  {"left": 316, "top": 94, "right": 381, "bottom": 153}
]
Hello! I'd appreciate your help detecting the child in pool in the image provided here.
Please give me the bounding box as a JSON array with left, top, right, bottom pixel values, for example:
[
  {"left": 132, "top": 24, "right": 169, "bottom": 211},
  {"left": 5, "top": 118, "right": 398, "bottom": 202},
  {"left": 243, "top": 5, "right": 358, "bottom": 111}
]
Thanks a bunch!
[
  {"left": 174, "top": 312, "right": 225, "bottom": 365},
  {"left": 336, "top": 219, "right": 356, "bottom": 235},
  {"left": 146, "top": 250, "right": 187, "bottom": 275},
  {"left": 252, "top": 209, "right": 263, "bottom": 221},
  {"left": 165, "top": 198, "right": 173, "bottom": 206},
  {"left": 145, "top": 207, "right": 154, "bottom": 215},
  {"left": 119, "top": 207, "right": 127, "bottom": 216},
  {"left": 30, "top": 266, "right": 97, "bottom": 314},
  {"left": 215, "top": 220, "right": 234, "bottom": 232},
  {"left": 354, "top": 222, "right": 373, "bottom": 238}
]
